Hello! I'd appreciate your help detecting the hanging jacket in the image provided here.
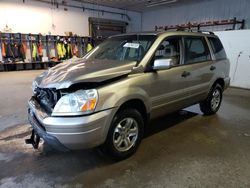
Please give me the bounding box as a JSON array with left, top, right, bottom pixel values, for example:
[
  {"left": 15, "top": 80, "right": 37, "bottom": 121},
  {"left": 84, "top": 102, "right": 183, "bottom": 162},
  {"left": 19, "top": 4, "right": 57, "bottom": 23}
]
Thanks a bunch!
[
  {"left": 13, "top": 43, "right": 19, "bottom": 58},
  {"left": 56, "top": 43, "right": 62, "bottom": 58},
  {"left": 1, "top": 42, "right": 6, "bottom": 57},
  {"left": 38, "top": 42, "right": 43, "bottom": 56},
  {"left": 20, "top": 42, "right": 27, "bottom": 60},
  {"left": 65, "top": 44, "right": 72, "bottom": 59},
  {"left": 57, "top": 42, "right": 66, "bottom": 59},
  {"left": 6, "top": 42, "right": 14, "bottom": 58},
  {"left": 0, "top": 44, "right": 2, "bottom": 62},
  {"left": 59, "top": 42, "right": 66, "bottom": 59},
  {"left": 32, "top": 43, "right": 38, "bottom": 59},
  {"left": 62, "top": 44, "right": 66, "bottom": 58},
  {"left": 87, "top": 43, "right": 93, "bottom": 52},
  {"left": 72, "top": 44, "right": 79, "bottom": 57}
]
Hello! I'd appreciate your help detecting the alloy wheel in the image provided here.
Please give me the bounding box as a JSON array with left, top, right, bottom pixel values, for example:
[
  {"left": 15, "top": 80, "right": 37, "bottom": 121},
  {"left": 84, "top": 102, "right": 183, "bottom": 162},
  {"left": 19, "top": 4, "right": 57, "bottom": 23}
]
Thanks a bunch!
[
  {"left": 211, "top": 89, "right": 221, "bottom": 111},
  {"left": 112, "top": 117, "right": 139, "bottom": 152}
]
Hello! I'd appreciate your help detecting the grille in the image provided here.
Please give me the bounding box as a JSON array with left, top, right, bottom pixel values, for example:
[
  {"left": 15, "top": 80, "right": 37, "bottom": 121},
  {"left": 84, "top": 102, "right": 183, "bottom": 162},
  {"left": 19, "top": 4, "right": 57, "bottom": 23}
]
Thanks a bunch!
[{"left": 34, "top": 88, "right": 60, "bottom": 114}]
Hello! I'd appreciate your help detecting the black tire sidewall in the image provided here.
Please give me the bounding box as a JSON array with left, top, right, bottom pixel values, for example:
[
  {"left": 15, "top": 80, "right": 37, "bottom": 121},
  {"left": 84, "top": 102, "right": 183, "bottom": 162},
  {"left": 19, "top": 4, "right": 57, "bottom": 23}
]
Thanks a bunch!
[
  {"left": 200, "top": 84, "right": 223, "bottom": 115},
  {"left": 104, "top": 108, "right": 144, "bottom": 160}
]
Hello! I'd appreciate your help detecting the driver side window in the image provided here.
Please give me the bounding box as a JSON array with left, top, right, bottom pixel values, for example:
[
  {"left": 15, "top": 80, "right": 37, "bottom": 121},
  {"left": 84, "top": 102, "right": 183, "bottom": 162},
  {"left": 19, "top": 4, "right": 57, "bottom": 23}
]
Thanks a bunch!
[{"left": 155, "top": 37, "right": 181, "bottom": 66}]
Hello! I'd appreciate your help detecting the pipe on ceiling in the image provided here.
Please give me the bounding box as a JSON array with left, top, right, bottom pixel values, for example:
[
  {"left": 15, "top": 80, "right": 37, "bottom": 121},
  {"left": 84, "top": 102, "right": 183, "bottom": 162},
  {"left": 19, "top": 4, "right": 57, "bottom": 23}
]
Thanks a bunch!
[
  {"left": 30, "top": 0, "right": 131, "bottom": 21},
  {"left": 71, "top": 0, "right": 127, "bottom": 11}
]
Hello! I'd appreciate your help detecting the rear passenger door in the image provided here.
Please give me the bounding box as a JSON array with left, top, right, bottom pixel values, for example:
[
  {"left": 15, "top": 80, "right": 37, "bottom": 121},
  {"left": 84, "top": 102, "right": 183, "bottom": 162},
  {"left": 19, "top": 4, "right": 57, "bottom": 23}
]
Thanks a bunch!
[{"left": 183, "top": 36, "right": 214, "bottom": 101}]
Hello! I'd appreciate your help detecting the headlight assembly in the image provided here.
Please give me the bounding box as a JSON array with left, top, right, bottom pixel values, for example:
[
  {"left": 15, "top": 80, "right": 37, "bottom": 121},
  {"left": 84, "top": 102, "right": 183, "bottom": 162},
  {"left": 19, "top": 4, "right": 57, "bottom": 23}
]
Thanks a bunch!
[{"left": 52, "top": 89, "right": 98, "bottom": 116}]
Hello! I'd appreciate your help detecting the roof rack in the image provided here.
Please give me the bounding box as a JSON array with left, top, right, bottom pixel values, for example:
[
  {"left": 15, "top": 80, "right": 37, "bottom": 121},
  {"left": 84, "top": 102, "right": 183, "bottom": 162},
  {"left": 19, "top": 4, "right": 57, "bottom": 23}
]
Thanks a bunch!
[{"left": 155, "top": 17, "right": 245, "bottom": 32}]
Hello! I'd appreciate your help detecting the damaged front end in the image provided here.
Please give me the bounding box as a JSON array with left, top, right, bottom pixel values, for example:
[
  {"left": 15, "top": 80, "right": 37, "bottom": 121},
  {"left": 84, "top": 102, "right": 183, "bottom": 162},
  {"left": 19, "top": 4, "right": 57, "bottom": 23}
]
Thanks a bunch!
[
  {"left": 26, "top": 96, "right": 69, "bottom": 151},
  {"left": 25, "top": 87, "right": 58, "bottom": 150},
  {"left": 25, "top": 59, "right": 136, "bottom": 150},
  {"left": 25, "top": 76, "right": 128, "bottom": 150},
  {"left": 34, "top": 87, "right": 60, "bottom": 114}
]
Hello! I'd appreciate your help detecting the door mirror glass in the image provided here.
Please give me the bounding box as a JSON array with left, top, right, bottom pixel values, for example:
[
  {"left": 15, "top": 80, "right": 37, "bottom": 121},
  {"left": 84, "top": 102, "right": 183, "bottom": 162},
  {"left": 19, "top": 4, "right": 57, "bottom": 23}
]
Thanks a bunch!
[{"left": 153, "top": 58, "right": 173, "bottom": 70}]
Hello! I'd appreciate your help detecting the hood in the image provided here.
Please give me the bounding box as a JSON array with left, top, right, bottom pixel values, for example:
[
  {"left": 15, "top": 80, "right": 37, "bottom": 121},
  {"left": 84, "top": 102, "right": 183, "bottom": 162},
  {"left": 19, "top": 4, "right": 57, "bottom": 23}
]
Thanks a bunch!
[{"left": 35, "top": 58, "right": 136, "bottom": 89}]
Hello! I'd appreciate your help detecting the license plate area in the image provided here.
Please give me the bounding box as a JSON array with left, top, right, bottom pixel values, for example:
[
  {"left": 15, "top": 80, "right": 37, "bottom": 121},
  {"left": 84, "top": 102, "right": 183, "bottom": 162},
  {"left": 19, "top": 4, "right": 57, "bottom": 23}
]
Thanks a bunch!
[
  {"left": 26, "top": 109, "right": 42, "bottom": 149},
  {"left": 25, "top": 129, "right": 41, "bottom": 149}
]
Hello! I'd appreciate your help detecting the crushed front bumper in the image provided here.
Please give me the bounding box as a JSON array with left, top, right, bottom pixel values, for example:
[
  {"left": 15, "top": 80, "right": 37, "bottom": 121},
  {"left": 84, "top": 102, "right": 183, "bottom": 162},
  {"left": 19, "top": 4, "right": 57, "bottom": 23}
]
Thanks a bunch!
[
  {"left": 26, "top": 97, "right": 116, "bottom": 151},
  {"left": 27, "top": 108, "right": 69, "bottom": 151}
]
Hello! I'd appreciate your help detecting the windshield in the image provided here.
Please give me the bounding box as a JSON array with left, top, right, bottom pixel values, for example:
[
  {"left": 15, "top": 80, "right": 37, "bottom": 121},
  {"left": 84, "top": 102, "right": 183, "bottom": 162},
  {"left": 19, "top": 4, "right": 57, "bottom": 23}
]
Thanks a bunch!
[{"left": 84, "top": 35, "right": 156, "bottom": 62}]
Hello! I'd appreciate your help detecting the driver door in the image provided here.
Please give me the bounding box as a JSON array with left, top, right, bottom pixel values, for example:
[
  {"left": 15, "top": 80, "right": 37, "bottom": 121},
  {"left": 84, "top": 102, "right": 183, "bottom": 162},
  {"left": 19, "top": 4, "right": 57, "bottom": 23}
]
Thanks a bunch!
[{"left": 145, "top": 36, "right": 194, "bottom": 118}]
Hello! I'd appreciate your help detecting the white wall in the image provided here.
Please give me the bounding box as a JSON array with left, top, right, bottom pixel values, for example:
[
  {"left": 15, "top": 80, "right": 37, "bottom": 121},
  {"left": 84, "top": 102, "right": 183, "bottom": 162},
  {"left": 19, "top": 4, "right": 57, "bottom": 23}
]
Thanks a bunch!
[
  {"left": 215, "top": 30, "right": 250, "bottom": 89},
  {"left": 0, "top": 0, "right": 142, "bottom": 36},
  {"left": 142, "top": 0, "right": 250, "bottom": 31},
  {"left": 142, "top": 0, "right": 250, "bottom": 89}
]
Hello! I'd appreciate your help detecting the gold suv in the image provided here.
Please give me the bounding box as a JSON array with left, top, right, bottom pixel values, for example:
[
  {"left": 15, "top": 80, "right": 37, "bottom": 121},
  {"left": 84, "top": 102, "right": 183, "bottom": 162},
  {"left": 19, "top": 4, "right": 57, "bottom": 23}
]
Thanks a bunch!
[{"left": 26, "top": 31, "right": 230, "bottom": 159}]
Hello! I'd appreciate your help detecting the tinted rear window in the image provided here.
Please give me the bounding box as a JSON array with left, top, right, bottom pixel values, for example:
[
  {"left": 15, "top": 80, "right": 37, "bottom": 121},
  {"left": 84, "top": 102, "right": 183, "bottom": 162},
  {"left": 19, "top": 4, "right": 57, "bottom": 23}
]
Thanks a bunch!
[{"left": 208, "top": 37, "right": 227, "bottom": 60}]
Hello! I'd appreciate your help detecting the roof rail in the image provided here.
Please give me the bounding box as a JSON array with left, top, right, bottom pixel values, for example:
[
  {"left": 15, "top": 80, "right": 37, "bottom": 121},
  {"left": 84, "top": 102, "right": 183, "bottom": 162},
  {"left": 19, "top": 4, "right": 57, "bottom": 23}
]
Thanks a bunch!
[
  {"left": 175, "top": 28, "right": 215, "bottom": 35},
  {"left": 197, "top": 30, "right": 215, "bottom": 35}
]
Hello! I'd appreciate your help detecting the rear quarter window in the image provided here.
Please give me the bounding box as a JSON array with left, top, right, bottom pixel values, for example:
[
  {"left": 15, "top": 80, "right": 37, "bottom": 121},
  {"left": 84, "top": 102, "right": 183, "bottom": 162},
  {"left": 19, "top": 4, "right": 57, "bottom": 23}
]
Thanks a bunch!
[{"left": 208, "top": 37, "right": 227, "bottom": 60}]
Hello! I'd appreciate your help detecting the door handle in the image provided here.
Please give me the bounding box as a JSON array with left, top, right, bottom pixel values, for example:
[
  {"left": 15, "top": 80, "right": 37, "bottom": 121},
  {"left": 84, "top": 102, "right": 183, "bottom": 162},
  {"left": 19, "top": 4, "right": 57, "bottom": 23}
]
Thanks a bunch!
[
  {"left": 181, "top": 71, "right": 191, "bottom": 77},
  {"left": 210, "top": 66, "right": 216, "bottom": 71}
]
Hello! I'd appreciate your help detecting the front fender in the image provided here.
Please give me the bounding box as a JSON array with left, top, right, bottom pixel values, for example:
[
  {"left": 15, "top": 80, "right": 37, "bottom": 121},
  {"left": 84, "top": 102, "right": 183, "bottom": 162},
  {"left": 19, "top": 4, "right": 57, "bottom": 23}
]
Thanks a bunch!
[
  {"left": 97, "top": 86, "right": 151, "bottom": 113},
  {"left": 96, "top": 86, "right": 151, "bottom": 144}
]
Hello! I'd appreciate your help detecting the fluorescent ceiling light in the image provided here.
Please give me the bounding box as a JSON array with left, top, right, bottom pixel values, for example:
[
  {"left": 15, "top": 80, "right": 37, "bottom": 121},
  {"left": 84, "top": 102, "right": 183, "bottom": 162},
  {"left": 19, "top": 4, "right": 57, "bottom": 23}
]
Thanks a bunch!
[{"left": 147, "top": 0, "right": 178, "bottom": 7}]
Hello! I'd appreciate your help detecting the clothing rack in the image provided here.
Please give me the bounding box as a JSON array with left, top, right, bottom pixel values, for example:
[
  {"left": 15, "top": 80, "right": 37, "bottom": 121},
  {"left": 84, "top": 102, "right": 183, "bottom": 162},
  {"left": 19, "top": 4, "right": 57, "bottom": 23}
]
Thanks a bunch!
[{"left": 0, "top": 32, "right": 94, "bottom": 71}]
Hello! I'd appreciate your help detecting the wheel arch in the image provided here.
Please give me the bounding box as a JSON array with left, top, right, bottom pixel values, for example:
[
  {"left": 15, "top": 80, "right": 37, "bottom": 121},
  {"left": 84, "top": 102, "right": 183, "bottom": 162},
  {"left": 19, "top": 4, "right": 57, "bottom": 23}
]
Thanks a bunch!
[
  {"left": 116, "top": 99, "right": 150, "bottom": 126},
  {"left": 213, "top": 78, "right": 225, "bottom": 90}
]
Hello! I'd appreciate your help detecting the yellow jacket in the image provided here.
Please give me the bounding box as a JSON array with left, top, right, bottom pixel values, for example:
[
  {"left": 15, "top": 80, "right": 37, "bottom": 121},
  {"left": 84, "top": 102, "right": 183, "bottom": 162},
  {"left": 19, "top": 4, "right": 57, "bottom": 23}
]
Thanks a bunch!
[{"left": 57, "top": 43, "right": 66, "bottom": 59}]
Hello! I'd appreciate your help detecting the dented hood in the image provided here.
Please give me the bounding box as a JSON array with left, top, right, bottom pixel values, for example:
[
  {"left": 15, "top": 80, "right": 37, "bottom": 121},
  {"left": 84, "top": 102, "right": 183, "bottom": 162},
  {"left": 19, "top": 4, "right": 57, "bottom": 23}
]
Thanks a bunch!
[{"left": 35, "top": 58, "right": 136, "bottom": 89}]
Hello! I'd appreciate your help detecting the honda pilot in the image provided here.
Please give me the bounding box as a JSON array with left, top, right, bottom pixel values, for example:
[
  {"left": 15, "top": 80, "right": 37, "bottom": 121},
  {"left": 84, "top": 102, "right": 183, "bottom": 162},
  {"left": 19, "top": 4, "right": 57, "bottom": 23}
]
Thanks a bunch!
[{"left": 26, "top": 31, "right": 230, "bottom": 159}]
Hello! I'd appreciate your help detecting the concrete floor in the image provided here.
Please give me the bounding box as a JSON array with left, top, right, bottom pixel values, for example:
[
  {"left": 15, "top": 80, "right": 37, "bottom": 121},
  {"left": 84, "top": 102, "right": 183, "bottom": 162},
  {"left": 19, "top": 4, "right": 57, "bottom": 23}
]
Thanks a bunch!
[{"left": 1, "top": 70, "right": 250, "bottom": 188}]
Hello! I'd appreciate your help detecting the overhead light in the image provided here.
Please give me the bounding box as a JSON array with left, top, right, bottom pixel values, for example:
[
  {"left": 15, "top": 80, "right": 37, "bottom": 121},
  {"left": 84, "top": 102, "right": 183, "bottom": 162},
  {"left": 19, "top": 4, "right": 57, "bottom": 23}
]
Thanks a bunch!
[{"left": 147, "top": 0, "right": 177, "bottom": 7}]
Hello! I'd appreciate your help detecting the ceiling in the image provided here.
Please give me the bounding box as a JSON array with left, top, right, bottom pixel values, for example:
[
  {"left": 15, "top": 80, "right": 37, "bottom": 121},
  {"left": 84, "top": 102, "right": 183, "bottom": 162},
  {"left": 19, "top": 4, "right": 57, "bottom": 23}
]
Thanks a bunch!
[{"left": 72, "top": 0, "right": 211, "bottom": 12}]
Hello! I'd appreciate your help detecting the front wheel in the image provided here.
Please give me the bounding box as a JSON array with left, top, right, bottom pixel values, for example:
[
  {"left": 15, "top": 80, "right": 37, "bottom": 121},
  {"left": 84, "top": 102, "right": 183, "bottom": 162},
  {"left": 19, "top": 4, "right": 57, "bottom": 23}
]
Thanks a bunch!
[
  {"left": 200, "top": 84, "right": 223, "bottom": 115},
  {"left": 102, "top": 108, "right": 144, "bottom": 160}
]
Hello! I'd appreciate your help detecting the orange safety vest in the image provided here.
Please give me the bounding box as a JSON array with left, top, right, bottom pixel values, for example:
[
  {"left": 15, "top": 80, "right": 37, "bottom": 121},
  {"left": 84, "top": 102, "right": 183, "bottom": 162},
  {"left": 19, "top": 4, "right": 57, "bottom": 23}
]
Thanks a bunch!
[
  {"left": 38, "top": 43, "right": 43, "bottom": 56},
  {"left": 1, "top": 42, "right": 6, "bottom": 57}
]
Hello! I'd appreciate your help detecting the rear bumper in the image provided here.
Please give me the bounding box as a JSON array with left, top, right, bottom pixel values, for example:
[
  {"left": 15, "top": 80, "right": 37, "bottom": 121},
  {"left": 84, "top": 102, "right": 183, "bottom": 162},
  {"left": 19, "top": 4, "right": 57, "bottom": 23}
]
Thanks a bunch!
[{"left": 28, "top": 97, "right": 116, "bottom": 150}]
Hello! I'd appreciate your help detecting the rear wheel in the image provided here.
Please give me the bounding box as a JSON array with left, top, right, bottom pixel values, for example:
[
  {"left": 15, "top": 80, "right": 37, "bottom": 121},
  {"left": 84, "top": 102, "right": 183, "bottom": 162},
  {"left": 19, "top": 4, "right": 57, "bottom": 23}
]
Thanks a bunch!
[
  {"left": 102, "top": 108, "right": 144, "bottom": 160},
  {"left": 200, "top": 84, "right": 223, "bottom": 115}
]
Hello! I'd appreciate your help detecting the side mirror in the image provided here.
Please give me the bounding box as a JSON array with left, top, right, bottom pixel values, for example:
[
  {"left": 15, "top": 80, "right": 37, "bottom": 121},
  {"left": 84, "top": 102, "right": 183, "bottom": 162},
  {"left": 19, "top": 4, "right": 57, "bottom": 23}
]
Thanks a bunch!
[{"left": 153, "top": 58, "right": 173, "bottom": 70}]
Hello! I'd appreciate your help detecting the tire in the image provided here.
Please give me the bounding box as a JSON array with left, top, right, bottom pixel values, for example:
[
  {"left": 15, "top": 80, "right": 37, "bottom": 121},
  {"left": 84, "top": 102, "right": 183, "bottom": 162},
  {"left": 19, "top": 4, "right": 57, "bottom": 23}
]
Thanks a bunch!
[
  {"left": 102, "top": 108, "right": 144, "bottom": 160},
  {"left": 199, "top": 84, "right": 223, "bottom": 115}
]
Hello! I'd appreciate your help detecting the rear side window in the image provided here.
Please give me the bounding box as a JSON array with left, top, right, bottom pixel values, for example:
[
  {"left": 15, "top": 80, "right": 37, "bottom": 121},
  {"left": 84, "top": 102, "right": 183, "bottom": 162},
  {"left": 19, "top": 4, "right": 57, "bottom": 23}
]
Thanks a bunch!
[
  {"left": 208, "top": 37, "right": 227, "bottom": 60},
  {"left": 184, "top": 37, "right": 211, "bottom": 64}
]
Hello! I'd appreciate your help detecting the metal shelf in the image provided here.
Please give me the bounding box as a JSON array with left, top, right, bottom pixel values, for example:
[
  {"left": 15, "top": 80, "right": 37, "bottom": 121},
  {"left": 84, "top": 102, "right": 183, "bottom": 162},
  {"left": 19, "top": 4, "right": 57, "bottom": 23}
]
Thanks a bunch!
[{"left": 0, "top": 61, "right": 61, "bottom": 72}]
